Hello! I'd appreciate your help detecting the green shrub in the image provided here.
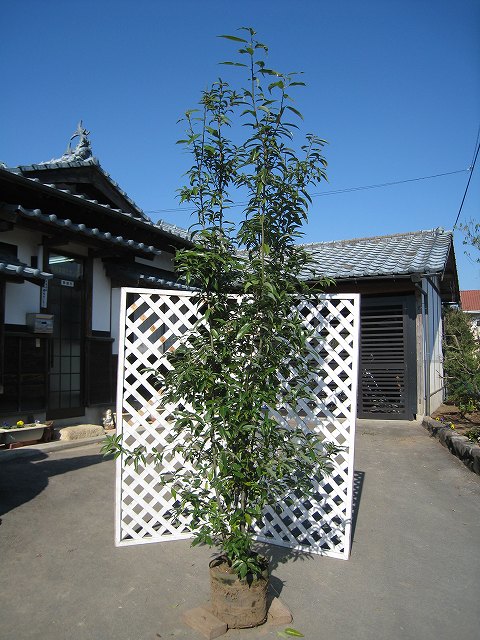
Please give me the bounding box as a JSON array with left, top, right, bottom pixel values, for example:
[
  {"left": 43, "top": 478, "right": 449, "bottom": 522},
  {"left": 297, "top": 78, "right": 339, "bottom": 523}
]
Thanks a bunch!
[
  {"left": 443, "top": 308, "right": 480, "bottom": 415},
  {"left": 465, "top": 426, "right": 480, "bottom": 445}
]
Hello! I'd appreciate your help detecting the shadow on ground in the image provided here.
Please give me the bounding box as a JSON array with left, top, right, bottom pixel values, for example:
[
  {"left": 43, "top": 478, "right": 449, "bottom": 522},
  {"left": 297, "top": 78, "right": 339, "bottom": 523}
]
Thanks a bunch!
[
  {"left": 0, "top": 451, "right": 113, "bottom": 517},
  {"left": 351, "top": 469, "right": 365, "bottom": 540},
  {"left": 254, "top": 468, "right": 365, "bottom": 600}
]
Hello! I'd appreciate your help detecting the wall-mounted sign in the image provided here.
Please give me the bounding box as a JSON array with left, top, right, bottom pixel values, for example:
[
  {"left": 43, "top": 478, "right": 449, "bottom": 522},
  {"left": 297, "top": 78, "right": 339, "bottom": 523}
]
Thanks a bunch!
[
  {"left": 41, "top": 280, "right": 48, "bottom": 308},
  {"left": 60, "top": 279, "right": 74, "bottom": 288}
]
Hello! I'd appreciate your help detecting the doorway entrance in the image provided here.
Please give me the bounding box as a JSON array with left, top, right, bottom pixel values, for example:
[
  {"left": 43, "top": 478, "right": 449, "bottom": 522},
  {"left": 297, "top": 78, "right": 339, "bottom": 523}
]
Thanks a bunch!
[{"left": 46, "top": 252, "right": 85, "bottom": 419}]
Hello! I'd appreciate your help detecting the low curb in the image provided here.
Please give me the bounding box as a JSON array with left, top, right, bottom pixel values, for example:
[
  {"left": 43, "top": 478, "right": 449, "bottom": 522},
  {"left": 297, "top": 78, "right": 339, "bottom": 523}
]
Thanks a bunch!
[
  {"left": 422, "top": 417, "right": 480, "bottom": 476},
  {"left": 0, "top": 435, "right": 107, "bottom": 462}
]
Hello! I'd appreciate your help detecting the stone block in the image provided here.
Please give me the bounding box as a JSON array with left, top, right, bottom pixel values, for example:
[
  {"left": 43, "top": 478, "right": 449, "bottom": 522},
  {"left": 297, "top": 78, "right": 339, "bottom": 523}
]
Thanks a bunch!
[
  {"left": 268, "top": 597, "right": 293, "bottom": 625},
  {"left": 472, "top": 449, "right": 480, "bottom": 475},
  {"left": 183, "top": 606, "right": 227, "bottom": 639},
  {"left": 58, "top": 424, "right": 104, "bottom": 441}
]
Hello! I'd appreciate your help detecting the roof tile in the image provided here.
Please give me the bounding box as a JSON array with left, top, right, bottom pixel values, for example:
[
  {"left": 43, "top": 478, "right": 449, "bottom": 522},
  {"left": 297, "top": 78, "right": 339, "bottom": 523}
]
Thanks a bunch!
[
  {"left": 301, "top": 228, "right": 452, "bottom": 279},
  {"left": 460, "top": 290, "right": 480, "bottom": 311},
  {"left": 0, "top": 253, "right": 52, "bottom": 280},
  {"left": 1, "top": 166, "right": 192, "bottom": 244},
  {"left": 3, "top": 204, "right": 162, "bottom": 257}
]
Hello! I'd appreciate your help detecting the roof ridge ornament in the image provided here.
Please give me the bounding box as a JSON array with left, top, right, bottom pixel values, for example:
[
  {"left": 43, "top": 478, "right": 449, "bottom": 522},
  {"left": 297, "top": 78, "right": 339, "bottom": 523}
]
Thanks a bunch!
[
  {"left": 65, "top": 120, "right": 92, "bottom": 159},
  {"left": 41, "top": 120, "right": 94, "bottom": 164}
]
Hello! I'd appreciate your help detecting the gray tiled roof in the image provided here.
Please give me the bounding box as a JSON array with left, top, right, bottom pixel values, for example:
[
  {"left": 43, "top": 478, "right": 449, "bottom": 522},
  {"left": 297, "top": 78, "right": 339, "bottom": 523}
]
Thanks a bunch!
[
  {"left": 137, "top": 273, "right": 194, "bottom": 290},
  {"left": 15, "top": 161, "right": 190, "bottom": 241},
  {"left": 2, "top": 166, "right": 192, "bottom": 245},
  {"left": 300, "top": 228, "right": 453, "bottom": 280},
  {"left": 155, "top": 219, "right": 191, "bottom": 241},
  {"left": 0, "top": 253, "right": 52, "bottom": 281},
  {"left": 11, "top": 157, "right": 150, "bottom": 221},
  {"left": 2, "top": 204, "right": 163, "bottom": 257},
  {"left": 103, "top": 261, "right": 196, "bottom": 291}
]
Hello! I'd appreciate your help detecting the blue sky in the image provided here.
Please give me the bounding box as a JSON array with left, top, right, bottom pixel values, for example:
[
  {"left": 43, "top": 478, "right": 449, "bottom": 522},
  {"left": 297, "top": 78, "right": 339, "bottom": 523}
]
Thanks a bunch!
[{"left": 1, "top": 0, "right": 479, "bottom": 288}]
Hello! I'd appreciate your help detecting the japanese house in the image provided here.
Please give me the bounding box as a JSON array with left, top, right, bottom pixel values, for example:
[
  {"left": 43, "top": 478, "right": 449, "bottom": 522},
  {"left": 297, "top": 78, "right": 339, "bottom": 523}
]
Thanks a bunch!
[
  {"left": 0, "top": 125, "right": 460, "bottom": 424},
  {"left": 303, "top": 229, "right": 459, "bottom": 419},
  {"left": 0, "top": 123, "right": 192, "bottom": 424}
]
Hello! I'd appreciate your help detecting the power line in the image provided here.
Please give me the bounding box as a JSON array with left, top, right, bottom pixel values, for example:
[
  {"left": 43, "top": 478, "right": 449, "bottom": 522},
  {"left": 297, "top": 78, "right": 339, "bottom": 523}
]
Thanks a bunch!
[
  {"left": 453, "top": 141, "right": 479, "bottom": 229},
  {"left": 310, "top": 169, "right": 468, "bottom": 198},
  {"left": 470, "top": 122, "right": 480, "bottom": 167},
  {"left": 145, "top": 168, "right": 469, "bottom": 215}
]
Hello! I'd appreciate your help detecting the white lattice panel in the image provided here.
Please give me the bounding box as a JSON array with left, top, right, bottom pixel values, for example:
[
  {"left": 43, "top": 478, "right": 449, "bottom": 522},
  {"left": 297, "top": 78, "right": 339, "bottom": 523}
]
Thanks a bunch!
[{"left": 115, "top": 288, "right": 360, "bottom": 560}]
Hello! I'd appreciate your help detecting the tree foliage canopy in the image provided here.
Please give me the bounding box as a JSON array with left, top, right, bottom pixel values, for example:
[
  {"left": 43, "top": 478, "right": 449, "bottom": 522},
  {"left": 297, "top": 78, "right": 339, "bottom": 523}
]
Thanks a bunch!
[
  {"left": 459, "top": 218, "right": 480, "bottom": 263},
  {"left": 443, "top": 307, "right": 480, "bottom": 415},
  {"left": 104, "top": 28, "right": 336, "bottom": 578}
]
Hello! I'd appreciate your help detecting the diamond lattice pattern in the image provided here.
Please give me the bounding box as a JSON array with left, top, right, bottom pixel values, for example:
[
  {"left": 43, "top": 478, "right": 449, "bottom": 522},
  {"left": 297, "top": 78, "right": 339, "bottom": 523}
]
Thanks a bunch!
[{"left": 116, "top": 289, "right": 360, "bottom": 559}]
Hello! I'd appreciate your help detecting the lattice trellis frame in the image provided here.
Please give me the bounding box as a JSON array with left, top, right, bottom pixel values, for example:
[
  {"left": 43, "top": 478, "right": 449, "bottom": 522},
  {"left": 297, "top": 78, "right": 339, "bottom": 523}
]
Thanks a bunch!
[{"left": 115, "top": 288, "right": 360, "bottom": 560}]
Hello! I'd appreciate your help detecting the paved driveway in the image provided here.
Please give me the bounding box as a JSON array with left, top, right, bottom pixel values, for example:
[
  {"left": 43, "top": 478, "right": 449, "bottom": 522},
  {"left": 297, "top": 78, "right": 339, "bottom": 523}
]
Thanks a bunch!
[{"left": 0, "top": 420, "right": 479, "bottom": 640}]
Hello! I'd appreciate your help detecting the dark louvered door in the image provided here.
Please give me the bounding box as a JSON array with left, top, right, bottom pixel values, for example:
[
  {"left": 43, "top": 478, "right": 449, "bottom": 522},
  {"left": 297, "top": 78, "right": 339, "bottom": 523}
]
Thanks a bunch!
[{"left": 358, "top": 295, "right": 417, "bottom": 420}]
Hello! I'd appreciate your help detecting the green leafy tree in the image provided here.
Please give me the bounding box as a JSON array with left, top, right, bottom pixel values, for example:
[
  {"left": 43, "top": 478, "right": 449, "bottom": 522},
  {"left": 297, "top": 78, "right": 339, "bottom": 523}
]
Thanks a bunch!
[
  {"left": 443, "top": 307, "right": 480, "bottom": 415},
  {"left": 459, "top": 218, "right": 480, "bottom": 262},
  {"left": 104, "top": 28, "right": 336, "bottom": 579}
]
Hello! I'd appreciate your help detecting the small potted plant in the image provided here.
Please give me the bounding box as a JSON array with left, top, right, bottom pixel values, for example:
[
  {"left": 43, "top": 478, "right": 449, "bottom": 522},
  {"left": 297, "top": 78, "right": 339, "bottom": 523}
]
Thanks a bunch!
[
  {"left": 104, "top": 29, "right": 336, "bottom": 628},
  {"left": 0, "top": 419, "right": 47, "bottom": 447}
]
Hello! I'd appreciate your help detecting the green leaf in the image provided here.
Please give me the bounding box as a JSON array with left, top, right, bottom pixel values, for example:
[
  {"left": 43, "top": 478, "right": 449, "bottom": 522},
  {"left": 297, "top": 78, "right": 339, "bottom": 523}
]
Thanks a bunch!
[
  {"left": 268, "top": 80, "right": 285, "bottom": 92},
  {"left": 286, "top": 105, "right": 304, "bottom": 120},
  {"left": 236, "top": 323, "right": 251, "bottom": 340},
  {"left": 284, "top": 629, "right": 304, "bottom": 637},
  {"left": 220, "top": 61, "right": 248, "bottom": 67},
  {"left": 218, "top": 34, "right": 248, "bottom": 43}
]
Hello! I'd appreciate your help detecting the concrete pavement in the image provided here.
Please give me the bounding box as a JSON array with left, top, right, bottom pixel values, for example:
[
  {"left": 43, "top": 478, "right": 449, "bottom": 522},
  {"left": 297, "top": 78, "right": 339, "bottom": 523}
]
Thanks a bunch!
[{"left": 0, "top": 420, "right": 479, "bottom": 640}]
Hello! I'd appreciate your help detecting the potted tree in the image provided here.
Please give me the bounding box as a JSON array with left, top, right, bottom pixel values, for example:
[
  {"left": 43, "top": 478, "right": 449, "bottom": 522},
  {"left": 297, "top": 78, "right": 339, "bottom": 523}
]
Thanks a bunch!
[{"left": 104, "top": 28, "right": 336, "bottom": 629}]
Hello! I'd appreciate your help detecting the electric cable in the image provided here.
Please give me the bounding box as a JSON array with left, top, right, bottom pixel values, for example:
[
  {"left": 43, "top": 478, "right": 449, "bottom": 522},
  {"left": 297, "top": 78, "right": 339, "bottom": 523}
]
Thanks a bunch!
[
  {"left": 311, "top": 169, "right": 468, "bottom": 198},
  {"left": 469, "top": 122, "right": 480, "bottom": 168},
  {"left": 453, "top": 141, "right": 479, "bottom": 230},
  {"left": 145, "top": 168, "right": 469, "bottom": 215}
]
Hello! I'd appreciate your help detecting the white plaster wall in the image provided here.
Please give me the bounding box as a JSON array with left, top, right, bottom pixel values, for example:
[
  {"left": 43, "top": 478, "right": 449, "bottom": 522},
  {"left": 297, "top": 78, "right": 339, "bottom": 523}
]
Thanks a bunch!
[
  {"left": 111, "top": 288, "right": 121, "bottom": 355},
  {"left": 5, "top": 281, "right": 40, "bottom": 323},
  {"left": 2, "top": 228, "right": 44, "bottom": 323},
  {"left": 91, "top": 259, "right": 111, "bottom": 331},
  {"left": 135, "top": 252, "right": 175, "bottom": 271}
]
